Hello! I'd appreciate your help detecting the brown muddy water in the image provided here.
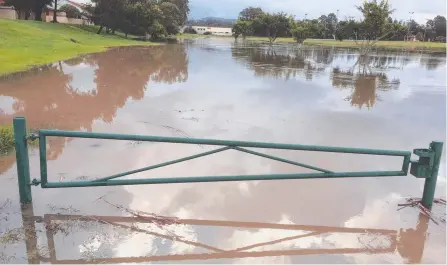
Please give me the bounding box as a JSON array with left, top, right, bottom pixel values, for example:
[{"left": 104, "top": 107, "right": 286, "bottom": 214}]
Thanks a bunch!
[{"left": 0, "top": 38, "right": 446, "bottom": 263}]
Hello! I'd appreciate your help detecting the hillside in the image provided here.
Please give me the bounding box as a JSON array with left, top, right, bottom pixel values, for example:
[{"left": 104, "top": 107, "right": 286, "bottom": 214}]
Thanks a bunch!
[
  {"left": 0, "top": 19, "right": 155, "bottom": 75},
  {"left": 187, "top": 17, "right": 236, "bottom": 27}
]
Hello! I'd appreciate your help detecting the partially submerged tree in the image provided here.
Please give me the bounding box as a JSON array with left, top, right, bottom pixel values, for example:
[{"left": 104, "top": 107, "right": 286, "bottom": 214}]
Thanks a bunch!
[
  {"left": 232, "top": 20, "right": 252, "bottom": 40},
  {"left": 356, "top": 0, "right": 395, "bottom": 40},
  {"left": 255, "top": 12, "right": 290, "bottom": 43}
]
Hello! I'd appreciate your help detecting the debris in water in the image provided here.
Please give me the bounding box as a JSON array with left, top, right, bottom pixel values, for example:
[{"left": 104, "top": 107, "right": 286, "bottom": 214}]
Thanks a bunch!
[{"left": 397, "top": 197, "right": 446, "bottom": 225}]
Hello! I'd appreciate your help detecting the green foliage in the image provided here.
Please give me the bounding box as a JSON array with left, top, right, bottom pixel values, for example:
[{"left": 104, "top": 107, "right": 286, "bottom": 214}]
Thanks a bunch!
[
  {"left": 203, "top": 31, "right": 212, "bottom": 35},
  {"left": 0, "top": 125, "right": 39, "bottom": 155},
  {"left": 149, "top": 21, "right": 167, "bottom": 41},
  {"left": 291, "top": 24, "right": 309, "bottom": 43},
  {"left": 239, "top": 7, "right": 264, "bottom": 21},
  {"left": 4, "top": 0, "right": 32, "bottom": 19},
  {"left": 183, "top": 26, "right": 197, "bottom": 34},
  {"left": 433, "top": 16, "right": 446, "bottom": 38},
  {"left": 255, "top": 12, "right": 291, "bottom": 43},
  {"left": 0, "top": 125, "right": 15, "bottom": 155},
  {"left": 232, "top": 20, "right": 252, "bottom": 39},
  {"left": 59, "top": 4, "right": 82, "bottom": 19},
  {"left": 356, "top": 0, "right": 394, "bottom": 40},
  {"left": 88, "top": 0, "right": 189, "bottom": 38}
]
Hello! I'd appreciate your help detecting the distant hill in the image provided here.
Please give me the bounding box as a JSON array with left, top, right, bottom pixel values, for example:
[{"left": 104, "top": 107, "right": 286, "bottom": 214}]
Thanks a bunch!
[{"left": 187, "top": 17, "right": 236, "bottom": 28}]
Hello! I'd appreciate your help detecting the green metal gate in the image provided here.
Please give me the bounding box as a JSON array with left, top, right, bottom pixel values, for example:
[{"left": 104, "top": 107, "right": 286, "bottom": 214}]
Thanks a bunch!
[{"left": 13, "top": 117, "right": 443, "bottom": 209}]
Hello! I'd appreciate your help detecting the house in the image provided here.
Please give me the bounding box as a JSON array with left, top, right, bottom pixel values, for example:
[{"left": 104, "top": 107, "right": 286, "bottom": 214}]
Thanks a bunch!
[
  {"left": 405, "top": 34, "right": 417, "bottom": 42},
  {"left": 184, "top": 26, "right": 233, "bottom": 36},
  {"left": 0, "top": 0, "right": 91, "bottom": 25}
]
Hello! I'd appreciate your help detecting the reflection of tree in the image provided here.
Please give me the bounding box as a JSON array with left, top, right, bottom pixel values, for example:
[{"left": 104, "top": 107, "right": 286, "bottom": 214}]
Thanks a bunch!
[
  {"left": 232, "top": 46, "right": 326, "bottom": 81},
  {"left": 331, "top": 56, "right": 400, "bottom": 109},
  {"left": 0, "top": 45, "right": 188, "bottom": 170},
  {"left": 419, "top": 56, "right": 443, "bottom": 70}
]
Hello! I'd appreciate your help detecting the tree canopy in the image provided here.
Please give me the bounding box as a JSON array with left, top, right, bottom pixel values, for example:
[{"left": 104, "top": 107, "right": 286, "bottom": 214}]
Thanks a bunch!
[
  {"left": 59, "top": 4, "right": 81, "bottom": 19},
  {"left": 84, "top": 0, "right": 189, "bottom": 40},
  {"left": 231, "top": 0, "right": 446, "bottom": 43}
]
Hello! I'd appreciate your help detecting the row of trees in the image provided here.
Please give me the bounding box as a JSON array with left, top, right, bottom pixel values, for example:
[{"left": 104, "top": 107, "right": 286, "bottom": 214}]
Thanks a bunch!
[
  {"left": 232, "top": 1, "right": 447, "bottom": 43},
  {"left": 3, "top": 0, "right": 189, "bottom": 40},
  {"left": 82, "top": 0, "right": 189, "bottom": 40},
  {"left": 4, "top": 0, "right": 52, "bottom": 20}
]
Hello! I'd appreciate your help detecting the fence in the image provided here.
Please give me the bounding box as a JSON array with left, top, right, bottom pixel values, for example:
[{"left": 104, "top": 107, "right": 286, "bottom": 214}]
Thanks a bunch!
[{"left": 13, "top": 117, "right": 443, "bottom": 209}]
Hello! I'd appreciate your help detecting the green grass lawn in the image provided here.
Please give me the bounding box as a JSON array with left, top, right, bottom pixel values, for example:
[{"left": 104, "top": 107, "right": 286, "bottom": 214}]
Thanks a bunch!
[{"left": 0, "top": 19, "right": 157, "bottom": 75}]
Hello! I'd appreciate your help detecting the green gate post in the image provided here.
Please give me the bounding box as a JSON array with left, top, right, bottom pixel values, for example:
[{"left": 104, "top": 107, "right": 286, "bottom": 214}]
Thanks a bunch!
[
  {"left": 13, "top": 117, "right": 32, "bottom": 204},
  {"left": 421, "top": 141, "right": 443, "bottom": 209}
]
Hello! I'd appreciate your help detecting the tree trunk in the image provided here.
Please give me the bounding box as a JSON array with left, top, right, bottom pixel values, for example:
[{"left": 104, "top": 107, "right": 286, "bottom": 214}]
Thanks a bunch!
[
  {"left": 24, "top": 11, "right": 30, "bottom": 20},
  {"left": 34, "top": 9, "right": 43, "bottom": 21},
  {"left": 52, "top": 0, "right": 58, "bottom": 23},
  {"left": 97, "top": 26, "right": 104, "bottom": 34},
  {"left": 125, "top": 32, "right": 128, "bottom": 38}
]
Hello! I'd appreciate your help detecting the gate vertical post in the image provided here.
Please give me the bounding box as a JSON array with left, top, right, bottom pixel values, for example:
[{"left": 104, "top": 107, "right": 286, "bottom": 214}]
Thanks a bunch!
[
  {"left": 13, "top": 117, "right": 32, "bottom": 204},
  {"left": 421, "top": 141, "right": 443, "bottom": 209}
]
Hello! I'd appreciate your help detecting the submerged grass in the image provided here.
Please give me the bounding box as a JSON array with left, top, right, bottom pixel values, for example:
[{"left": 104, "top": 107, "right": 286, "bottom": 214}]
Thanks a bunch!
[
  {"left": 0, "top": 19, "right": 157, "bottom": 75},
  {"left": 0, "top": 125, "right": 39, "bottom": 155},
  {"left": 178, "top": 33, "right": 446, "bottom": 52}
]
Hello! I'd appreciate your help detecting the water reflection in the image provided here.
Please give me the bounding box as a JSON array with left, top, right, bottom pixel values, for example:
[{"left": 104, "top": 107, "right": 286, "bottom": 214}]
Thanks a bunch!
[
  {"left": 10, "top": 204, "right": 432, "bottom": 264},
  {"left": 0, "top": 45, "right": 188, "bottom": 172},
  {"left": 331, "top": 55, "right": 401, "bottom": 109},
  {"left": 231, "top": 44, "right": 446, "bottom": 110}
]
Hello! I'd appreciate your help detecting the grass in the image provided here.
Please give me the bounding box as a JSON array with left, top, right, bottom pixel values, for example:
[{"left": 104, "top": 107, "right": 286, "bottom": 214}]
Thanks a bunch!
[
  {"left": 0, "top": 125, "right": 39, "bottom": 155},
  {"left": 0, "top": 19, "right": 157, "bottom": 75}
]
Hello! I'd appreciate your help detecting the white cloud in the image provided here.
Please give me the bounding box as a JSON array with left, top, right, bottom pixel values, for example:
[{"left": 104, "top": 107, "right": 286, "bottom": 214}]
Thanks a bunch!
[{"left": 190, "top": 0, "right": 446, "bottom": 23}]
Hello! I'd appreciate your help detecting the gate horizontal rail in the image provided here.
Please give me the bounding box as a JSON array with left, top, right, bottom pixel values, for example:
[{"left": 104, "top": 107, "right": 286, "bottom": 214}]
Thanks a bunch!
[
  {"left": 39, "top": 129, "right": 411, "bottom": 156},
  {"left": 13, "top": 117, "right": 443, "bottom": 209}
]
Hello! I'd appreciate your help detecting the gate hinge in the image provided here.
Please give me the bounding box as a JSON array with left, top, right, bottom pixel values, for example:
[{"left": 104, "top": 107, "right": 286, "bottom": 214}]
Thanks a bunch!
[
  {"left": 410, "top": 148, "right": 435, "bottom": 178},
  {"left": 30, "top": 179, "right": 41, "bottom": 186},
  {"left": 27, "top": 133, "right": 39, "bottom": 141}
]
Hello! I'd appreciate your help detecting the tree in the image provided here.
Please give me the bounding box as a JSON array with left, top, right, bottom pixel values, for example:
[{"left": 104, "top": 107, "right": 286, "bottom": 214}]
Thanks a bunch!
[
  {"left": 183, "top": 26, "right": 197, "bottom": 34},
  {"left": 356, "top": 0, "right": 394, "bottom": 40},
  {"left": 291, "top": 24, "right": 308, "bottom": 43},
  {"left": 32, "top": 0, "right": 53, "bottom": 21},
  {"left": 53, "top": 0, "right": 58, "bottom": 22},
  {"left": 256, "top": 12, "right": 290, "bottom": 43},
  {"left": 433, "top": 15, "right": 446, "bottom": 38},
  {"left": 159, "top": 1, "right": 182, "bottom": 35},
  {"left": 239, "top": 7, "right": 264, "bottom": 21},
  {"left": 232, "top": 20, "right": 252, "bottom": 39},
  {"left": 59, "top": 4, "right": 82, "bottom": 19},
  {"left": 4, "top": 0, "right": 32, "bottom": 19},
  {"left": 161, "top": 0, "right": 189, "bottom": 26}
]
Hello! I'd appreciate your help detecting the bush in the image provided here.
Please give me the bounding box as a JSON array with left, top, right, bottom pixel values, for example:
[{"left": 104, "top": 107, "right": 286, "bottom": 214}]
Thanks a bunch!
[
  {"left": 0, "top": 125, "right": 39, "bottom": 155},
  {"left": 203, "top": 31, "right": 212, "bottom": 35},
  {"left": 59, "top": 4, "right": 82, "bottom": 19},
  {"left": 0, "top": 125, "right": 14, "bottom": 155},
  {"left": 183, "top": 26, "right": 197, "bottom": 34}
]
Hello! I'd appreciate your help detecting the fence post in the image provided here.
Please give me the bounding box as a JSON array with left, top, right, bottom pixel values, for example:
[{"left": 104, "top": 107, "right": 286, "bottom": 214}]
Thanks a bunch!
[
  {"left": 421, "top": 141, "right": 443, "bottom": 209},
  {"left": 13, "top": 117, "right": 32, "bottom": 204}
]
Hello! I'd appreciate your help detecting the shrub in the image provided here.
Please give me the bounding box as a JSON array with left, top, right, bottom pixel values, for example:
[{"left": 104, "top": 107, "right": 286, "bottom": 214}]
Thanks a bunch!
[
  {"left": 183, "top": 26, "right": 197, "bottom": 34},
  {"left": 203, "top": 31, "right": 212, "bottom": 35}
]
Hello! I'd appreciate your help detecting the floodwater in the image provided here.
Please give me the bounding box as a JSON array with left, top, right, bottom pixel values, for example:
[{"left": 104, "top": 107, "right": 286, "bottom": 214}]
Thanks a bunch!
[{"left": 0, "top": 38, "right": 446, "bottom": 263}]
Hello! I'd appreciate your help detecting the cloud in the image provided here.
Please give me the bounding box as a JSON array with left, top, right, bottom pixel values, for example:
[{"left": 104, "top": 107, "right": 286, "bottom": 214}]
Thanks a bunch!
[{"left": 190, "top": 0, "right": 446, "bottom": 23}]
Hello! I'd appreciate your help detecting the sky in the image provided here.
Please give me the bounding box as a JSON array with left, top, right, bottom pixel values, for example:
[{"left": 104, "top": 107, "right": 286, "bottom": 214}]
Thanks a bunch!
[
  {"left": 189, "top": 0, "right": 447, "bottom": 24},
  {"left": 72, "top": 0, "right": 446, "bottom": 24}
]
